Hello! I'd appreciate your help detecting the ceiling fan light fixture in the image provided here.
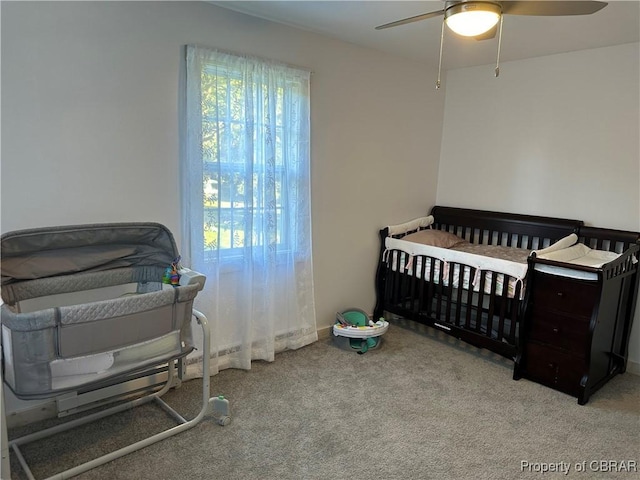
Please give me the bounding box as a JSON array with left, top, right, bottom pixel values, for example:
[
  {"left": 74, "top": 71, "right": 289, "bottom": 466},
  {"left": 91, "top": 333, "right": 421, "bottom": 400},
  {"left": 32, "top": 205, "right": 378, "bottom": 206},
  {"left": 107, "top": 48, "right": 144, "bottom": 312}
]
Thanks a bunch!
[{"left": 445, "top": 2, "right": 502, "bottom": 37}]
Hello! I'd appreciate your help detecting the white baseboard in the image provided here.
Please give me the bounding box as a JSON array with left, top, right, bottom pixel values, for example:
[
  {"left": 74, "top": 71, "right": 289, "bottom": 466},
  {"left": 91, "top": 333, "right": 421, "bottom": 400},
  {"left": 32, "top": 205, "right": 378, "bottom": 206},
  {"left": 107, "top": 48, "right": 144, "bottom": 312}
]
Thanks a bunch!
[
  {"left": 317, "top": 325, "right": 332, "bottom": 340},
  {"left": 626, "top": 359, "right": 640, "bottom": 376}
]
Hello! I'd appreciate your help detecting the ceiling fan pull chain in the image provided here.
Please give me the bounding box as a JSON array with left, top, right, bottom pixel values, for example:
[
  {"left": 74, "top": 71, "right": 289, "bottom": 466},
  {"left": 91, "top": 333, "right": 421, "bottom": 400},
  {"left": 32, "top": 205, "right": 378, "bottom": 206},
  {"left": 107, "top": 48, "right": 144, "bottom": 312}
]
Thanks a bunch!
[
  {"left": 495, "top": 16, "right": 504, "bottom": 78},
  {"left": 436, "top": 18, "right": 445, "bottom": 89}
]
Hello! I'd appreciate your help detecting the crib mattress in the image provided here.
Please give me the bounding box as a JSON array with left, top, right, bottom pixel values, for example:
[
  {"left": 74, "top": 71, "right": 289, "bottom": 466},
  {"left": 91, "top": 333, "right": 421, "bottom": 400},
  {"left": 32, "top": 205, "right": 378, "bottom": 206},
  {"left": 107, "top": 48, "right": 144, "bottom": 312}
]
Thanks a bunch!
[{"left": 1, "top": 222, "right": 203, "bottom": 398}]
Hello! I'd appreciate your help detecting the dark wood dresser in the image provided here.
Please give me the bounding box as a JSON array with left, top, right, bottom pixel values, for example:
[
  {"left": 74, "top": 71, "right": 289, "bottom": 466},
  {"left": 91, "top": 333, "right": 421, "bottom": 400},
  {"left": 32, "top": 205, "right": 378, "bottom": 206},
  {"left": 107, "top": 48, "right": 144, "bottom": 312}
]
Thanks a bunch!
[{"left": 514, "top": 227, "right": 640, "bottom": 405}]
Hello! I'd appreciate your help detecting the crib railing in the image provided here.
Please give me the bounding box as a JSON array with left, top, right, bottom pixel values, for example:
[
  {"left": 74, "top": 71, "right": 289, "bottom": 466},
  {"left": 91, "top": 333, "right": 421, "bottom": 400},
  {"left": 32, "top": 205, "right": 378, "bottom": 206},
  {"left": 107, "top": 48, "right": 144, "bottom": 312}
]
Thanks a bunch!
[{"left": 379, "top": 249, "right": 522, "bottom": 359}]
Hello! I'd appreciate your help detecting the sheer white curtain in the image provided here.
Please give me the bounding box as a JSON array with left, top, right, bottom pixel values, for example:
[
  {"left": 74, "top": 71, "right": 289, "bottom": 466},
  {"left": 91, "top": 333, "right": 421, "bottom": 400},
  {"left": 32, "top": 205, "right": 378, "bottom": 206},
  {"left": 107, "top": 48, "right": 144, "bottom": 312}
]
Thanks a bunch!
[{"left": 181, "top": 45, "right": 317, "bottom": 376}]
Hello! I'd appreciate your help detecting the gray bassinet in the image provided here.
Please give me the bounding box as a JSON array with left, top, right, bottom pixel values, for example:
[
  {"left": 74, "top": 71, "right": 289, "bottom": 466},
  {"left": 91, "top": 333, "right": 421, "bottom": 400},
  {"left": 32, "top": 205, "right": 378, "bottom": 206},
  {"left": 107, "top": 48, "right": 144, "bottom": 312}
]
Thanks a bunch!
[{"left": 1, "top": 222, "right": 204, "bottom": 399}]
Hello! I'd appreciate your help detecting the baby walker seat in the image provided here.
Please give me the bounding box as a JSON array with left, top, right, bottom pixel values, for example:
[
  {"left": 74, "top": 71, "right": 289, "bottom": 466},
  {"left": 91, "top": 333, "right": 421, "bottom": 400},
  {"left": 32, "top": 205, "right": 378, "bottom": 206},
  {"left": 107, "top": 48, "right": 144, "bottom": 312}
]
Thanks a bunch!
[{"left": 333, "top": 308, "right": 389, "bottom": 354}]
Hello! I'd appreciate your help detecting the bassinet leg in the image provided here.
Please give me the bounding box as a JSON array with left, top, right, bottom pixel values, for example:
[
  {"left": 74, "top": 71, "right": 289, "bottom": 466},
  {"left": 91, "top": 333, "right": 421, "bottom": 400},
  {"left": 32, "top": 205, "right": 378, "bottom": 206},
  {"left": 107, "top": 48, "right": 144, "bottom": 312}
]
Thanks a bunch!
[
  {"left": 1, "top": 378, "right": 11, "bottom": 480},
  {"left": 5, "top": 308, "right": 226, "bottom": 480}
]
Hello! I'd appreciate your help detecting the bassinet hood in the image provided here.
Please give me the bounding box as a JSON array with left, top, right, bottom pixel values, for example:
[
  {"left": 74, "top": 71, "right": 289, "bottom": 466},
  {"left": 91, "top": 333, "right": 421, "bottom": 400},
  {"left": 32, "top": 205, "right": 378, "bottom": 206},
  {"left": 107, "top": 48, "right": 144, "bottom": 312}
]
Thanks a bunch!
[{"left": 0, "top": 222, "right": 180, "bottom": 290}]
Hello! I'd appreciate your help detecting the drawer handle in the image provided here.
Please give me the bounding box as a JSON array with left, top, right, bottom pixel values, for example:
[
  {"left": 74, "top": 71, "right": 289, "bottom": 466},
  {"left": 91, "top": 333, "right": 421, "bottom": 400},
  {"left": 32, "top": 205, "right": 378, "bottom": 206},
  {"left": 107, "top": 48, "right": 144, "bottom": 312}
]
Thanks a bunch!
[
  {"left": 552, "top": 327, "right": 560, "bottom": 334},
  {"left": 556, "top": 292, "right": 564, "bottom": 297}
]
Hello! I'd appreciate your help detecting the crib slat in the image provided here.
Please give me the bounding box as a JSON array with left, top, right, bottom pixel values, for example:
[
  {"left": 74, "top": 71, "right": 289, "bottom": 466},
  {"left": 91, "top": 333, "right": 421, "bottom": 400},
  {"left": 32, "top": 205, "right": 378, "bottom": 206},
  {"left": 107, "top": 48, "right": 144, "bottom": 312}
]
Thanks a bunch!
[
  {"left": 408, "top": 259, "right": 418, "bottom": 312},
  {"left": 486, "top": 273, "right": 498, "bottom": 336},
  {"left": 399, "top": 262, "right": 410, "bottom": 310},
  {"left": 463, "top": 267, "right": 473, "bottom": 329},
  {"left": 426, "top": 258, "right": 436, "bottom": 315},
  {"left": 476, "top": 271, "right": 487, "bottom": 333},
  {"left": 451, "top": 264, "right": 460, "bottom": 325},
  {"left": 497, "top": 278, "right": 509, "bottom": 341},
  {"left": 416, "top": 257, "right": 426, "bottom": 314},
  {"left": 390, "top": 253, "right": 401, "bottom": 304},
  {"left": 427, "top": 257, "right": 435, "bottom": 316},
  {"left": 439, "top": 259, "right": 448, "bottom": 319},
  {"left": 433, "top": 258, "right": 443, "bottom": 320},
  {"left": 508, "top": 280, "right": 521, "bottom": 342}
]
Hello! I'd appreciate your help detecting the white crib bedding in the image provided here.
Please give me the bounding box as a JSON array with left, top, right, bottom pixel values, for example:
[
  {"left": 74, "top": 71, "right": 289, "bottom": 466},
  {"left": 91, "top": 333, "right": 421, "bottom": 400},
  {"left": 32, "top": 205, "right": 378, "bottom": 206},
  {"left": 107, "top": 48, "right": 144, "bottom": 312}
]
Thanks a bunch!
[
  {"left": 385, "top": 236, "right": 530, "bottom": 299},
  {"left": 386, "top": 231, "right": 624, "bottom": 291}
]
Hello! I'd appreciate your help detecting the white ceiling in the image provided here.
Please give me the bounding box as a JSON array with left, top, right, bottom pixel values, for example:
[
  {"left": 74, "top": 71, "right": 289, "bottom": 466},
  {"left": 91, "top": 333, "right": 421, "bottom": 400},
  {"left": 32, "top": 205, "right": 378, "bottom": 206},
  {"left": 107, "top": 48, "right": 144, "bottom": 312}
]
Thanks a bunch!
[{"left": 212, "top": 1, "right": 640, "bottom": 70}]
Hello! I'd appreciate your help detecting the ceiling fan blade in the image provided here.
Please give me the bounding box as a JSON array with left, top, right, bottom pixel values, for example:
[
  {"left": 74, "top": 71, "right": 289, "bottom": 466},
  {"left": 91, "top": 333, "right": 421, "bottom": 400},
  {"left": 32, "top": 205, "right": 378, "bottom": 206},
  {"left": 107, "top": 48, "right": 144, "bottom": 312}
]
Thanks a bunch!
[
  {"left": 501, "top": 1, "right": 608, "bottom": 16},
  {"left": 375, "top": 9, "right": 444, "bottom": 30}
]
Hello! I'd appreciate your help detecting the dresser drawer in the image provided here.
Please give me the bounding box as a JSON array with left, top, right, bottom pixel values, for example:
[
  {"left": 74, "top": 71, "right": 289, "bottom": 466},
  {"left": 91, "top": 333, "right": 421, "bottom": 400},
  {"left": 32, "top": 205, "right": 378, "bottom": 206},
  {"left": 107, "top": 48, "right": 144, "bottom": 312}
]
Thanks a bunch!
[
  {"left": 524, "top": 343, "right": 585, "bottom": 396},
  {"left": 530, "top": 273, "right": 598, "bottom": 318},
  {"left": 527, "top": 309, "right": 589, "bottom": 355}
]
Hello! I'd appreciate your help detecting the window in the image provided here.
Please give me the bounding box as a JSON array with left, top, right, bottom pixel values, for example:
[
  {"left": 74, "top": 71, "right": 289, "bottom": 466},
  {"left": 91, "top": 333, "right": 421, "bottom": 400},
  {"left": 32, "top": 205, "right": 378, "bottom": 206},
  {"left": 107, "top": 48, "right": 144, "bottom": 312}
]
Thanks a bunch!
[
  {"left": 201, "top": 64, "right": 289, "bottom": 257},
  {"left": 183, "top": 46, "right": 311, "bottom": 266}
]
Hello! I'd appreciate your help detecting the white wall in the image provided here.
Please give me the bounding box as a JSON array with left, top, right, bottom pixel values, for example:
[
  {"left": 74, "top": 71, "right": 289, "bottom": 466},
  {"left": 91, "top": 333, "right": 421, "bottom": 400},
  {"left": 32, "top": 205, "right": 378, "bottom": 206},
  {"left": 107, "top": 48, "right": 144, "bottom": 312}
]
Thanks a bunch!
[
  {"left": 3, "top": 1, "right": 639, "bottom": 371},
  {"left": 0, "top": 1, "right": 444, "bottom": 330},
  {"left": 438, "top": 43, "right": 639, "bottom": 230},
  {"left": 437, "top": 42, "right": 640, "bottom": 368}
]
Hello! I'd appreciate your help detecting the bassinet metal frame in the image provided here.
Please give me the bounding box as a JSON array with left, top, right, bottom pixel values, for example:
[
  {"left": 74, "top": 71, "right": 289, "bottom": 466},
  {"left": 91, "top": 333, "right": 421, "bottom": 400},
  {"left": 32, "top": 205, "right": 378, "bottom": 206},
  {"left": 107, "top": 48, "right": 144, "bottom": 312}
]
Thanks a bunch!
[{"left": 1, "top": 309, "right": 228, "bottom": 480}]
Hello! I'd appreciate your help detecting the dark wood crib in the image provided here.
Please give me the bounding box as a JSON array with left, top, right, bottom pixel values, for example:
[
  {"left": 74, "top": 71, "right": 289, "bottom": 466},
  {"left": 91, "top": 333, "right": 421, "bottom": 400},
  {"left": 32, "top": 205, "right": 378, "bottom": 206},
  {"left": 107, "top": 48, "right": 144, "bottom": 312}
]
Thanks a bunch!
[{"left": 373, "top": 206, "right": 639, "bottom": 403}]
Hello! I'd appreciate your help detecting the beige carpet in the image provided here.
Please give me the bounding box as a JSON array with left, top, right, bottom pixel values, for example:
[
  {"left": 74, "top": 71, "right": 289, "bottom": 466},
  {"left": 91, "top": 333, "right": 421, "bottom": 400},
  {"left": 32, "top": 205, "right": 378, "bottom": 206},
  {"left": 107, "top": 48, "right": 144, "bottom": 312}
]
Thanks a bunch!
[{"left": 7, "top": 319, "right": 640, "bottom": 480}]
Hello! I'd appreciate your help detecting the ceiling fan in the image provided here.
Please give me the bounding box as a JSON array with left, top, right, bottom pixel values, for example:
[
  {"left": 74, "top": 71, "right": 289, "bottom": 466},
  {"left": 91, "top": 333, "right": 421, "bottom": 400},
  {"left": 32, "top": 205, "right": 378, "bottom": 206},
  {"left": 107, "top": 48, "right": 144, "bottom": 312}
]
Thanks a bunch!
[{"left": 375, "top": 1, "right": 608, "bottom": 88}]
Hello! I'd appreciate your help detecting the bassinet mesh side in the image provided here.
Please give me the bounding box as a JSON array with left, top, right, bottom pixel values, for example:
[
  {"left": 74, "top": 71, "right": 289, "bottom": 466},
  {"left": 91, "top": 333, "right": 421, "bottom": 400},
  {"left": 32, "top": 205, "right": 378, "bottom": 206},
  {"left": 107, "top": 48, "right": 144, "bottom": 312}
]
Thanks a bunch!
[{"left": 1, "top": 283, "right": 200, "bottom": 398}]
